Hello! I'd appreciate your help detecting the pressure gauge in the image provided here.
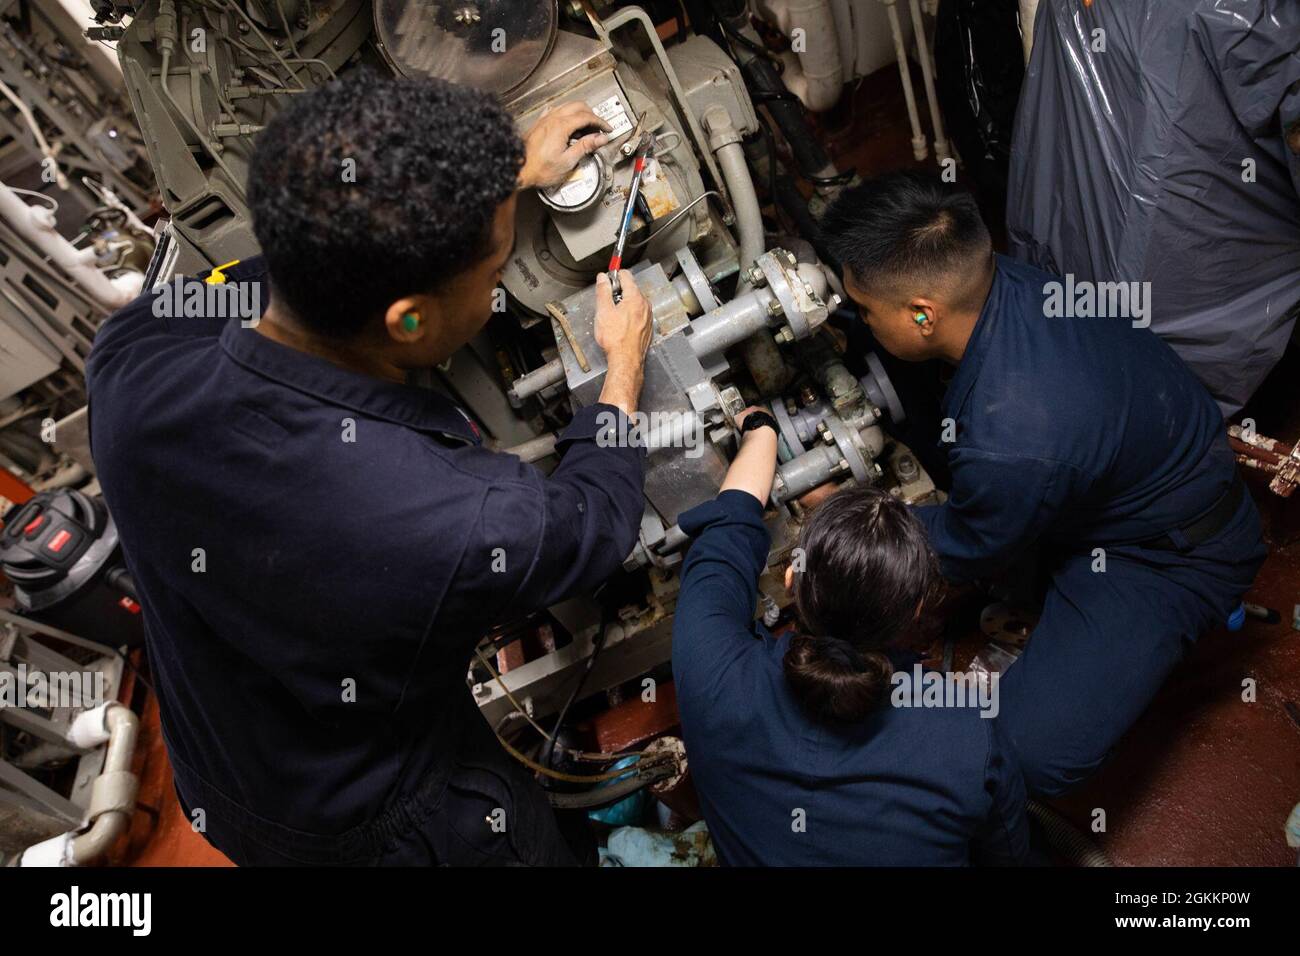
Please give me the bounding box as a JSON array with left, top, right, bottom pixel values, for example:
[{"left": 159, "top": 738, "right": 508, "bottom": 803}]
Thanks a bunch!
[{"left": 538, "top": 151, "right": 606, "bottom": 214}]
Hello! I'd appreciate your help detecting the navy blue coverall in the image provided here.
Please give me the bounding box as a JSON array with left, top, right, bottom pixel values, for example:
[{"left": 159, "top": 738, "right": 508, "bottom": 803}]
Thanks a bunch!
[
  {"left": 85, "top": 257, "right": 646, "bottom": 865},
  {"left": 672, "top": 490, "right": 1030, "bottom": 866},
  {"left": 916, "top": 255, "right": 1266, "bottom": 797}
]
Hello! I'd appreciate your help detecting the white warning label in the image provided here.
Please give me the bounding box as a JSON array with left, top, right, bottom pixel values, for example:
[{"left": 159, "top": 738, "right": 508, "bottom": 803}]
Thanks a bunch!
[{"left": 593, "top": 94, "right": 633, "bottom": 139}]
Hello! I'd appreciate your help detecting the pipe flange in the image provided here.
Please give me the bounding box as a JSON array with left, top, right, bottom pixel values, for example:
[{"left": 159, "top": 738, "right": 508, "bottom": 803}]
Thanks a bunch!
[
  {"left": 675, "top": 247, "right": 720, "bottom": 313},
  {"left": 770, "top": 399, "right": 805, "bottom": 458},
  {"left": 861, "top": 351, "right": 906, "bottom": 426},
  {"left": 755, "top": 249, "right": 828, "bottom": 340},
  {"left": 824, "top": 414, "right": 871, "bottom": 483}
]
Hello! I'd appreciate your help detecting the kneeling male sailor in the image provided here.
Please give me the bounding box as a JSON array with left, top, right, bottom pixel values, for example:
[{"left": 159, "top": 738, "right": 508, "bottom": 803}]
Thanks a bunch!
[{"left": 819, "top": 171, "right": 1266, "bottom": 796}]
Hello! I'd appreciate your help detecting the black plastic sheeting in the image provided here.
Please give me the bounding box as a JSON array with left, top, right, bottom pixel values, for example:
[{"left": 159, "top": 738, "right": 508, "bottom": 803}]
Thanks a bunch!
[
  {"left": 1006, "top": 0, "right": 1300, "bottom": 415},
  {"left": 934, "top": 0, "right": 1025, "bottom": 228}
]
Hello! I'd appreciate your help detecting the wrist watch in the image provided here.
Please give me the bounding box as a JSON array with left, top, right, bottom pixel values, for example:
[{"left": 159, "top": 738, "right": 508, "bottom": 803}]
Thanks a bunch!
[{"left": 739, "top": 410, "right": 778, "bottom": 437}]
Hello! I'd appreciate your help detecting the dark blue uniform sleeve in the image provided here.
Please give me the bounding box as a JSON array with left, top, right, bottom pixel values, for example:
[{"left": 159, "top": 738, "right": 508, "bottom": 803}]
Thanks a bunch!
[
  {"left": 478, "top": 403, "right": 646, "bottom": 615},
  {"left": 974, "top": 718, "right": 1030, "bottom": 866},
  {"left": 672, "top": 490, "right": 771, "bottom": 685},
  {"left": 914, "top": 448, "right": 1088, "bottom": 584}
]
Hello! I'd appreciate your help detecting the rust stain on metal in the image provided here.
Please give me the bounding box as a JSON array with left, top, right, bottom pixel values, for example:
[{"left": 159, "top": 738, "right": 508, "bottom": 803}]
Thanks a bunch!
[{"left": 547, "top": 301, "right": 590, "bottom": 372}]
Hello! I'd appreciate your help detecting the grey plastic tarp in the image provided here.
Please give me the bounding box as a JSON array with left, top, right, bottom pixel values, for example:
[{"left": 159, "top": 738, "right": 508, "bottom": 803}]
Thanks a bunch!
[{"left": 1007, "top": 0, "right": 1300, "bottom": 415}]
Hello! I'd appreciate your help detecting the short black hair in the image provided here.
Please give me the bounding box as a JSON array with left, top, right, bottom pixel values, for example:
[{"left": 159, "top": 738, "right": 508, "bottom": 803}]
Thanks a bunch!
[
  {"left": 247, "top": 71, "right": 524, "bottom": 338},
  {"left": 819, "top": 170, "right": 992, "bottom": 310}
]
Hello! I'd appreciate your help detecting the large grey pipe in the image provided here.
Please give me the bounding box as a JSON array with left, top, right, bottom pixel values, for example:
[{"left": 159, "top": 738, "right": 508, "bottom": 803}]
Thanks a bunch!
[
  {"left": 708, "top": 114, "right": 765, "bottom": 280},
  {"left": 705, "top": 108, "right": 788, "bottom": 394},
  {"left": 510, "top": 285, "right": 780, "bottom": 404}
]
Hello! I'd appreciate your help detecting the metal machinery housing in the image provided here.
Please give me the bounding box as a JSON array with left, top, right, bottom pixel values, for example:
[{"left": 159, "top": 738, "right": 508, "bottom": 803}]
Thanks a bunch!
[{"left": 84, "top": 0, "right": 938, "bottom": 728}]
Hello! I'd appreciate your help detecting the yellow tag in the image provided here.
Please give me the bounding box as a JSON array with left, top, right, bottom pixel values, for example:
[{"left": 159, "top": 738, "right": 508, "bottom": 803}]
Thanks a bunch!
[{"left": 205, "top": 260, "right": 241, "bottom": 285}]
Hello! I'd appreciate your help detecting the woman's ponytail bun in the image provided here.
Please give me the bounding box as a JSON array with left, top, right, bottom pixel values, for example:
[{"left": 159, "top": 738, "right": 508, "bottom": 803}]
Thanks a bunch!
[{"left": 783, "top": 635, "right": 893, "bottom": 723}]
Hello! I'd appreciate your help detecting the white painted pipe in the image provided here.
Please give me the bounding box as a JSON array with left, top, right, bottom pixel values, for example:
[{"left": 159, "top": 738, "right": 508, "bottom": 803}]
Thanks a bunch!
[
  {"left": 882, "top": 0, "right": 927, "bottom": 161},
  {"left": 0, "top": 180, "right": 141, "bottom": 311},
  {"left": 830, "top": 0, "right": 857, "bottom": 80},
  {"left": 907, "top": 0, "right": 950, "bottom": 161},
  {"left": 20, "top": 702, "right": 140, "bottom": 867},
  {"left": 756, "top": 0, "right": 845, "bottom": 112}
]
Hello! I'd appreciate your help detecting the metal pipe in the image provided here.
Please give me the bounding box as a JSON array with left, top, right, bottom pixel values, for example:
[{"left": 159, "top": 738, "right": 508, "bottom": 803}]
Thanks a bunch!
[
  {"left": 508, "top": 358, "right": 568, "bottom": 404},
  {"left": 708, "top": 116, "right": 765, "bottom": 279},
  {"left": 907, "top": 0, "right": 950, "bottom": 161},
  {"left": 503, "top": 433, "right": 558, "bottom": 463},
  {"left": 686, "top": 286, "right": 778, "bottom": 358},
  {"left": 69, "top": 703, "right": 140, "bottom": 864},
  {"left": 756, "top": 0, "right": 845, "bottom": 111},
  {"left": 775, "top": 442, "right": 842, "bottom": 502},
  {"left": 0, "top": 181, "right": 140, "bottom": 311},
  {"left": 882, "top": 0, "right": 927, "bottom": 161},
  {"left": 20, "top": 702, "right": 141, "bottom": 866},
  {"left": 831, "top": 0, "right": 857, "bottom": 80}
]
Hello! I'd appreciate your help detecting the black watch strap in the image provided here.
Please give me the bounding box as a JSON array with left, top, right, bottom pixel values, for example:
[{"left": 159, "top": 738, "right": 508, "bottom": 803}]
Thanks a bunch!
[{"left": 740, "top": 410, "right": 778, "bottom": 436}]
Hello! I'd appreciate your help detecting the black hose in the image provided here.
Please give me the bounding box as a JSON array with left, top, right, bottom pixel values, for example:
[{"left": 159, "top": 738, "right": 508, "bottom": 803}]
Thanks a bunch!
[
  {"left": 546, "top": 760, "right": 678, "bottom": 810},
  {"left": 740, "top": 57, "right": 835, "bottom": 180},
  {"left": 539, "top": 601, "right": 615, "bottom": 773},
  {"left": 105, "top": 566, "right": 138, "bottom": 601},
  {"left": 1027, "top": 800, "right": 1112, "bottom": 867}
]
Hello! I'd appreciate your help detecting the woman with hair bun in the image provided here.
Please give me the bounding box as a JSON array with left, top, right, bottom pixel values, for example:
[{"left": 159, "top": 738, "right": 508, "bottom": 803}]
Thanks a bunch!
[{"left": 671, "top": 406, "right": 1029, "bottom": 866}]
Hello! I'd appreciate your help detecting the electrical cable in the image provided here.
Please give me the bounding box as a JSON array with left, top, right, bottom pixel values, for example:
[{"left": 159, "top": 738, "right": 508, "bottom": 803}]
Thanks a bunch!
[
  {"left": 472, "top": 642, "right": 653, "bottom": 764},
  {"left": 625, "top": 190, "right": 720, "bottom": 249},
  {"left": 718, "top": 18, "right": 783, "bottom": 71},
  {"left": 0, "top": 77, "right": 66, "bottom": 189},
  {"left": 539, "top": 600, "right": 616, "bottom": 772},
  {"left": 493, "top": 727, "right": 676, "bottom": 785},
  {"left": 3, "top": 186, "right": 58, "bottom": 212}
]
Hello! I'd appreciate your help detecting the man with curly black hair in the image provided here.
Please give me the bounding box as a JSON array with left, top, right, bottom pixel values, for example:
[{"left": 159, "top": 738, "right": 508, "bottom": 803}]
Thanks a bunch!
[{"left": 86, "top": 73, "right": 653, "bottom": 866}]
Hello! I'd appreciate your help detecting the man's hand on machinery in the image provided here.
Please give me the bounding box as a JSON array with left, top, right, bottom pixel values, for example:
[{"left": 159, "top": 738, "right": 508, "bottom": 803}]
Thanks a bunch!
[
  {"left": 519, "top": 102, "right": 612, "bottom": 190},
  {"left": 594, "top": 270, "right": 651, "bottom": 417}
]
